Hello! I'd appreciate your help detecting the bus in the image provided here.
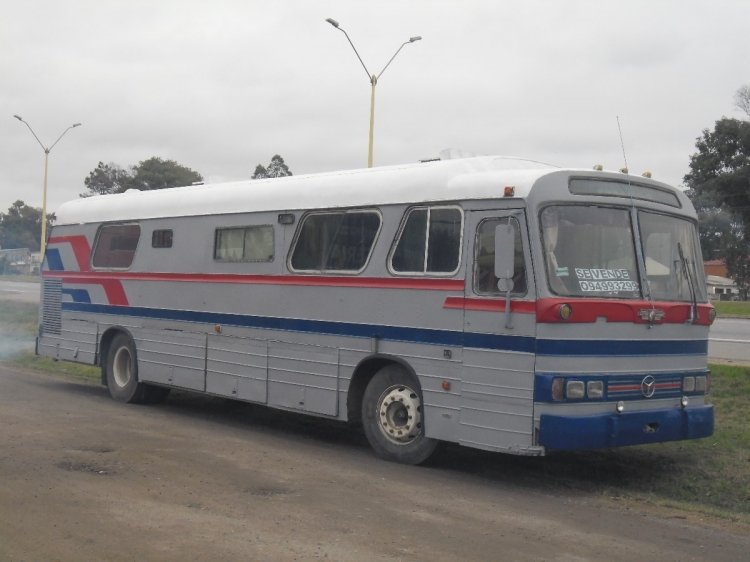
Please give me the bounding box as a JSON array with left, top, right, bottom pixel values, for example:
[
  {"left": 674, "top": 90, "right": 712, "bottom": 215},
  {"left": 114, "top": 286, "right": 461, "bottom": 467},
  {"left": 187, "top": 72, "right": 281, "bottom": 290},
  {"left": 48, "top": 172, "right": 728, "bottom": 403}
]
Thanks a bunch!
[{"left": 37, "top": 155, "right": 715, "bottom": 464}]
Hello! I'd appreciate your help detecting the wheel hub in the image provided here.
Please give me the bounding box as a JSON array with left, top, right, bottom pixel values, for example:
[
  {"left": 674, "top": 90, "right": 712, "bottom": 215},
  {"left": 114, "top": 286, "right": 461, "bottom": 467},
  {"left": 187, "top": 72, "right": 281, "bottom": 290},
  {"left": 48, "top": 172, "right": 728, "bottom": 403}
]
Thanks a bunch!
[
  {"left": 377, "top": 384, "right": 422, "bottom": 444},
  {"left": 112, "top": 347, "right": 133, "bottom": 388}
]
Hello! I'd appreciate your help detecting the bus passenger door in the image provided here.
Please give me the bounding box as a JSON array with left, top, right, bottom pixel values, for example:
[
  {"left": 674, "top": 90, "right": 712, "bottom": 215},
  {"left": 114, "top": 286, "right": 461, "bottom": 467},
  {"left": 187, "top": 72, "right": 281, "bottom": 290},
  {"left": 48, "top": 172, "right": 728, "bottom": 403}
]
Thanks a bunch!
[{"left": 459, "top": 210, "right": 537, "bottom": 453}]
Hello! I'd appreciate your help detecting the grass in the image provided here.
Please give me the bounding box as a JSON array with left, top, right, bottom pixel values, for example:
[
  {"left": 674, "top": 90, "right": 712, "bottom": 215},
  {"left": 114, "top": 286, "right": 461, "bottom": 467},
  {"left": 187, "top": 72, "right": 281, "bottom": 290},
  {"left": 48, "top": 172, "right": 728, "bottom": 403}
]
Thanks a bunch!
[
  {"left": 714, "top": 300, "right": 750, "bottom": 318},
  {"left": 1, "top": 298, "right": 748, "bottom": 521}
]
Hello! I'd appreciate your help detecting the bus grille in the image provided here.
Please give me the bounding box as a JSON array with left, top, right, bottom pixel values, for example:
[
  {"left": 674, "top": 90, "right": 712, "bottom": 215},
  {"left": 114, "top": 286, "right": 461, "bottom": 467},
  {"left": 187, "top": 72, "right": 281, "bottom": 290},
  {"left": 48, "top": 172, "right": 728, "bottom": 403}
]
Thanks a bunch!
[{"left": 42, "top": 278, "right": 62, "bottom": 335}]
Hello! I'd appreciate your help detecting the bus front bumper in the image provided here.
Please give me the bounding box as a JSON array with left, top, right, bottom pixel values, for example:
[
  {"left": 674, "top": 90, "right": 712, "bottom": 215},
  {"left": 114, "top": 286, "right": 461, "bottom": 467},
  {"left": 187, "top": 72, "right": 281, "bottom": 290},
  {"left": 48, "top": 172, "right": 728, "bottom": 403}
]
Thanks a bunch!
[{"left": 538, "top": 405, "right": 714, "bottom": 451}]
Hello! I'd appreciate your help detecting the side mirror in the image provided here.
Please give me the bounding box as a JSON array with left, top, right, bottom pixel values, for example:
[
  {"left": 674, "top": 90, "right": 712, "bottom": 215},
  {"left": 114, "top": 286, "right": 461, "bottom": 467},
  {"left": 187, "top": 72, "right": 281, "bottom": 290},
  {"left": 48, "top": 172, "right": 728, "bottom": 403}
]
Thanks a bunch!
[{"left": 494, "top": 223, "right": 515, "bottom": 283}]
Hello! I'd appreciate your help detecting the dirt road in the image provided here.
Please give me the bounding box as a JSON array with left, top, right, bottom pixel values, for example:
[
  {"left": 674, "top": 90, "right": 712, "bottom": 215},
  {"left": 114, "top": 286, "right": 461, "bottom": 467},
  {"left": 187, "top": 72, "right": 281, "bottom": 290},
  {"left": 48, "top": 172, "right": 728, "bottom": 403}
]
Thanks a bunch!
[{"left": 0, "top": 364, "right": 747, "bottom": 561}]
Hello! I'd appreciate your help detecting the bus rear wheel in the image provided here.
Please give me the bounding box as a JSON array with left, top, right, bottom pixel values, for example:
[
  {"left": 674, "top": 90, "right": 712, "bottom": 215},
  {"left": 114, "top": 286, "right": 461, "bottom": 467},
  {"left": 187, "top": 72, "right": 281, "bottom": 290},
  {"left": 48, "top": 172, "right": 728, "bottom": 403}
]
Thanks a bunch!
[
  {"left": 361, "top": 365, "right": 438, "bottom": 465},
  {"left": 105, "top": 333, "right": 169, "bottom": 404}
]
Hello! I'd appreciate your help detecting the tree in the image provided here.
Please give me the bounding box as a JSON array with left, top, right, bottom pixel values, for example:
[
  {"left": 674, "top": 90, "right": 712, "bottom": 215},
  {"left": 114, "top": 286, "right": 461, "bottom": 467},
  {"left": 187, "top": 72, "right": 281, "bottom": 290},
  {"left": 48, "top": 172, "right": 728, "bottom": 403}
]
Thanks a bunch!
[
  {"left": 735, "top": 84, "right": 750, "bottom": 117},
  {"left": 685, "top": 114, "right": 750, "bottom": 300},
  {"left": 82, "top": 162, "right": 133, "bottom": 197},
  {"left": 81, "top": 157, "right": 203, "bottom": 197},
  {"left": 130, "top": 157, "right": 203, "bottom": 191},
  {"left": 252, "top": 155, "right": 292, "bottom": 179},
  {"left": 0, "top": 200, "right": 51, "bottom": 252},
  {"left": 684, "top": 117, "right": 750, "bottom": 238},
  {"left": 723, "top": 225, "right": 750, "bottom": 300}
]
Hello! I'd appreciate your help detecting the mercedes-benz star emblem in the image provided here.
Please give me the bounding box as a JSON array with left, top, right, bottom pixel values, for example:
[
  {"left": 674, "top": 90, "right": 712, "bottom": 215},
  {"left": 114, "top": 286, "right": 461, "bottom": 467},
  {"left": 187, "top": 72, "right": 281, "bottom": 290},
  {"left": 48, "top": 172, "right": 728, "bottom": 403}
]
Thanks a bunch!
[{"left": 641, "top": 375, "right": 656, "bottom": 398}]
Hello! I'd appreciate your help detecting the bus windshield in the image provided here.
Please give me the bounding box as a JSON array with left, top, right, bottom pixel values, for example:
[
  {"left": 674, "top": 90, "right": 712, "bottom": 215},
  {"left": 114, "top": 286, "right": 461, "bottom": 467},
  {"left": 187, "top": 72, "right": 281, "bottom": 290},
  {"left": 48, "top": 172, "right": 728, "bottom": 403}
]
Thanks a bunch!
[
  {"left": 638, "top": 211, "right": 707, "bottom": 302},
  {"left": 541, "top": 205, "right": 641, "bottom": 298}
]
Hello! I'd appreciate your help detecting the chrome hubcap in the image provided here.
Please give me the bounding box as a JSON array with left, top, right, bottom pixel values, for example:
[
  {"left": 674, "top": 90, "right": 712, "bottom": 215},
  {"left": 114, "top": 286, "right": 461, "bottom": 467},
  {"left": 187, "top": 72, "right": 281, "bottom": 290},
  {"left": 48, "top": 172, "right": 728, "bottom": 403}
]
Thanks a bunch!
[
  {"left": 112, "top": 346, "right": 132, "bottom": 388},
  {"left": 376, "top": 384, "right": 422, "bottom": 444}
]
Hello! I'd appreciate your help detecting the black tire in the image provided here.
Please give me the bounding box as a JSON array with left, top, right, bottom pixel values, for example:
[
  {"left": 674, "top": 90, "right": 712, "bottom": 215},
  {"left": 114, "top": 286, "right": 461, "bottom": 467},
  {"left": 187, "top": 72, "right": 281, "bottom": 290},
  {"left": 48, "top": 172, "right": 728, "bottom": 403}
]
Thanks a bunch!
[
  {"left": 105, "top": 333, "right": 147, "bottom": 403},
  {"left": 361, "top": 365, "right": 438, "bottom": 465}
]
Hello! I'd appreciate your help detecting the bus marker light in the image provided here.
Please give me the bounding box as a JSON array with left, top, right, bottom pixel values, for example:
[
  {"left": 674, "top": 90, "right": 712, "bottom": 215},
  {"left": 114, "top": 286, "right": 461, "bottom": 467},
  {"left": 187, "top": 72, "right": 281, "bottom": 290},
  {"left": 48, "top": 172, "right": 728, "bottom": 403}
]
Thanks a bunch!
[
  {"left": 680, "top": 396, "right": 689, "bottom": 408},
  {"left": 558, "top": 303, "right": 573, "bottom": 320},
  {"left": 214, "top": 324, "right": 222, "bottom": 334},
  {"left": 441, "top": 380, "right": 451, "bottom": 391},
  {"left": 587, "top": 380, "right": 604, "bottom": 399},
  {"left": 503, "top": 186, "right": 515, "bottom": 197},
  {"left": 566, "top": 380, "right": 585, "bottom": 399},
  {"left": 616, "top": 401, "right": 625, "bottom": 414},
  {"left": 708, "top": 308, "right": 716, "bottom": 325},
  {"left": 551, "top": 378, "right": 565, "bottom": 401}
]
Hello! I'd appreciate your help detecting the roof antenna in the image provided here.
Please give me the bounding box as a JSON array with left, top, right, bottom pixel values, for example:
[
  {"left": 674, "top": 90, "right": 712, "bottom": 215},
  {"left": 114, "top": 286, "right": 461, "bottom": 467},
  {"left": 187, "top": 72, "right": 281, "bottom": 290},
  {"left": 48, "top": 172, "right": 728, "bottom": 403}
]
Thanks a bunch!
[{"left": 616, "top": 116, "right": 629, "bottom": 175}]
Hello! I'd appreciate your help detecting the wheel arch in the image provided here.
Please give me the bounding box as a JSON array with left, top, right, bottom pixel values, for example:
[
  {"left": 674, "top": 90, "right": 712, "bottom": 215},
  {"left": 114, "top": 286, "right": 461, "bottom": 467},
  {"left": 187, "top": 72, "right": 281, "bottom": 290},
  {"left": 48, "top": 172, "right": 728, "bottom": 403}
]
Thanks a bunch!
[{"left": 346, "top": 354, "right": 419, "bottom": 424}]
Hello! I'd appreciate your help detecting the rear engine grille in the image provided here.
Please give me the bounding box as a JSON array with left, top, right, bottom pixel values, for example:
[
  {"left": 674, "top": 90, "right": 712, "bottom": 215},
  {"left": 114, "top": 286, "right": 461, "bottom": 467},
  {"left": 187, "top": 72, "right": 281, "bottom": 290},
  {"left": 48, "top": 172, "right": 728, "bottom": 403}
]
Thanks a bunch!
[{"left": 42, "top": 278, "right": 62, "bottom": 335}]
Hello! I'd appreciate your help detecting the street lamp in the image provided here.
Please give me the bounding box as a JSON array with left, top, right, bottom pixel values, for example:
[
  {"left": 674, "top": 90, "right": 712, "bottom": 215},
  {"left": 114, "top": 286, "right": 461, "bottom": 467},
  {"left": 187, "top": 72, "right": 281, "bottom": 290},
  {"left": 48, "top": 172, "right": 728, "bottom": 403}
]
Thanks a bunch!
[
  {"left": 13, "top": 115, "right": 81, "bottom": 258},
  {"left": 326, "top": 18, "right": 421, "bottom": 168}
]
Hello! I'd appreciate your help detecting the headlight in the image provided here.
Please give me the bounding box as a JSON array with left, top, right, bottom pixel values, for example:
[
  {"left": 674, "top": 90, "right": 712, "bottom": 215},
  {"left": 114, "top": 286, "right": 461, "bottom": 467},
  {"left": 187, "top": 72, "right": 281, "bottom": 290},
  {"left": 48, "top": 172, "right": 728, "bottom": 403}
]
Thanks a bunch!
[
  {"left": 694, "top": 376, "right": 707, "bottom": 393},
  {"left": 587, "top": 380, "right": 604, "bottom": 399},
  {"left": 683, "top": 376, "right": 695, "bottom": 392},
  {"left": 566, "top": 380, "right": 585, "bottom": 399}
]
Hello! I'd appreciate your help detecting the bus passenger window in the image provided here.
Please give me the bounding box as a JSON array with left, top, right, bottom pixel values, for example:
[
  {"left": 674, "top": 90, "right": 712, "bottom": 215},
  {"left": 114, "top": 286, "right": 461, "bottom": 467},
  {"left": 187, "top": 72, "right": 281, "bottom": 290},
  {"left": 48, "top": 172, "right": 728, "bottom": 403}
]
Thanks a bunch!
[
  {"left": 289, "top": 210, "right": 381, "bottom": 272},
  {"left": 92, "top": 224, "right": 141, "bottom": 269},
  {"left": 215, "top": 225, "right": 274, "bottom": 262},
  {"left": 391, "top": 206, "right": 462, "bottom": 275},
  {"left": 474, "top": 217, "right": 527, "bottom": 295}
]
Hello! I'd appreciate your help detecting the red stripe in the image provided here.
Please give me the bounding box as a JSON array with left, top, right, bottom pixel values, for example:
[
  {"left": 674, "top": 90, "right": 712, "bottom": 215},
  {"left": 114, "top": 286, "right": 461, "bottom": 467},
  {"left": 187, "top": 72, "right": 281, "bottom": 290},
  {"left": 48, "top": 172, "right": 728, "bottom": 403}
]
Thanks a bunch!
[
  {"left": 43, "top": 271, "right": 464, "bottom": 292},
  {"left": 608, "top": 385, "right": 640, "bottom": 392},
  {"left": 47, "top": 235, "right": 91, "bottom": 272},
  {"left": 443, "top": 297, "right": 536, "bottom": 314}
]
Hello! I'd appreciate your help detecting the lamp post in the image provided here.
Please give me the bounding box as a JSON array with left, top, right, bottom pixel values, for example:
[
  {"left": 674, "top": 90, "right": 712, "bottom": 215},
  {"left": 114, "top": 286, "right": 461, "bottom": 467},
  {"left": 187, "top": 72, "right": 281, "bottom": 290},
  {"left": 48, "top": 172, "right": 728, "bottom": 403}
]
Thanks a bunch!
[
  {"left": 326, "top": 18, "right": 421, "bottom": 168},
  {"left": 13, "top": 115, "right": 81, "bottom": 258}
]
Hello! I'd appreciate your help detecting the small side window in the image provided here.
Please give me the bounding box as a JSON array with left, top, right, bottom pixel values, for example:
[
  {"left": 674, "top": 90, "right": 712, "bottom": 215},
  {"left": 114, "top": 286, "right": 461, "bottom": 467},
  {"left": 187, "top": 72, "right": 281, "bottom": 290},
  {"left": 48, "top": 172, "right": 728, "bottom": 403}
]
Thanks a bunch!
[
  {"left": 390, "top": 206, "right": 462, "bottom": 275},
  {"left": 289, "top": 210, "right": 381, "bottom": 272},
  {"left": 474, "top": 217, "right": 527, "bottom": 295},
  {"left": 152, "top": 229, "right": 173, "bottom": 248},
  {"left": 92, "top": 224, "right": 141, "bottom": 269},
  {"left": 214, "top": 225, "right": 274, "bottom": 262}
]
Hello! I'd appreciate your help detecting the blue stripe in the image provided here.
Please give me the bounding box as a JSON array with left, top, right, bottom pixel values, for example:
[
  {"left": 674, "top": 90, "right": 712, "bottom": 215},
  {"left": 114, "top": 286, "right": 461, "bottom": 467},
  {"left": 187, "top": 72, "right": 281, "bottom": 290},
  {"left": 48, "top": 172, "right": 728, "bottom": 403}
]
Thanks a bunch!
[
  {"left": 60, "top": 302, "right": 707, "bottom": 357},
  {"left": 537, "top": 338, "right": 707, "bottom": 356},
  {"left": 62, "top": 289, "right": 91, "bottom": 304},
  {"left": 46, "top": 249, "right": 64, "bottom": 271}
]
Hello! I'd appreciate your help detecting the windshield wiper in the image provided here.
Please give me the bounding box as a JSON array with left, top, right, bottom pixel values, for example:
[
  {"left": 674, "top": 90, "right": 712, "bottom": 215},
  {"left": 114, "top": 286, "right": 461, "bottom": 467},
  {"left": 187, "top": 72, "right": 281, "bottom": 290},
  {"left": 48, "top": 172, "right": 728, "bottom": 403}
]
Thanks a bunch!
[{"left": 678, "top": 242, "right": 698, "bottom": 324}]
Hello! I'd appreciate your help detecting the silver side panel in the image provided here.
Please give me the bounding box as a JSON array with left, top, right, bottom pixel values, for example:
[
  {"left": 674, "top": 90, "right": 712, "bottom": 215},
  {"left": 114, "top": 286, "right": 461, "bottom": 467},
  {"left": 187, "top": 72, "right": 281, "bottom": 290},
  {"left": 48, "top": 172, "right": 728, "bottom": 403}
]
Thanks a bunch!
[
  {"left": 206, "top": 335, "right": 268, "bottom": 403},
  {"left": 136, "top": 329, "right": 206, "bottom": 391},
  {"left": 268, "top": 341, "right": 339, "bottom": 417},
  {"left": 459, "top": 349, "right": 535, "bottom": 451},
  {"left": 38, "top": 318, "right": 98, "bottom": 364}
]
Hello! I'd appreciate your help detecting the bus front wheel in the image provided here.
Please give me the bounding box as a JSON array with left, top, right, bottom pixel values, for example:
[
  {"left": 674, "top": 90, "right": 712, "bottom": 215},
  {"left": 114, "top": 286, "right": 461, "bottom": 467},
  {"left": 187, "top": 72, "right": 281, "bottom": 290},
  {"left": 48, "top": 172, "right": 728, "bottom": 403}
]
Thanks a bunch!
[{"left": 361, "top": 365, "right": 438, "bottom": 465}]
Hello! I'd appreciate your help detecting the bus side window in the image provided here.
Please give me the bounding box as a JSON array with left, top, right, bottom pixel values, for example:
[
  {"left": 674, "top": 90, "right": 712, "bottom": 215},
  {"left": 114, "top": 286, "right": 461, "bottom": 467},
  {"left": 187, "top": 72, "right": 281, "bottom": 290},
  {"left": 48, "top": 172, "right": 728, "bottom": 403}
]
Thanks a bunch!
[
  {"left": 474, "top": 217, "right": 527, "bottom": 295},
  {"left": 289, "top": 210, "right": 381, "bottom": 273},
  {"left": 390, "top": 206, "right": 462, "bottom": 275},
  {"left": 92, "top": 223, "right": 141, "bottom": 269}
]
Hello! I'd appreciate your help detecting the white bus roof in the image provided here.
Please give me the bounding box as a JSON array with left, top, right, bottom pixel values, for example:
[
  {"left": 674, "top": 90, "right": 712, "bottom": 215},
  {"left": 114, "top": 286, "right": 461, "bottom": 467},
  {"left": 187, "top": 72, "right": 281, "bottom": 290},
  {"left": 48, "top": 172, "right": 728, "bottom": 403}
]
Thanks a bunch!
[{"left": 53, "top": 156, "right": 679, "bottom": 225}]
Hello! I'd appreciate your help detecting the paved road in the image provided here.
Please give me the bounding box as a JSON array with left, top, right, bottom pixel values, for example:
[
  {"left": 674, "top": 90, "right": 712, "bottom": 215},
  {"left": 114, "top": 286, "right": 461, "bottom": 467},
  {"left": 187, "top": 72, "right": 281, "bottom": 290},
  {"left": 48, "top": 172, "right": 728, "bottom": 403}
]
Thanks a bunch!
[
  {"left": 0, "top": 279, "right": 39, "bottom": 303},
  {"left": 0, "top": 364, "right": 747, "bottom": 561},
  {"left": 709, "top": 317, "right": 750, "bottom": 364}
]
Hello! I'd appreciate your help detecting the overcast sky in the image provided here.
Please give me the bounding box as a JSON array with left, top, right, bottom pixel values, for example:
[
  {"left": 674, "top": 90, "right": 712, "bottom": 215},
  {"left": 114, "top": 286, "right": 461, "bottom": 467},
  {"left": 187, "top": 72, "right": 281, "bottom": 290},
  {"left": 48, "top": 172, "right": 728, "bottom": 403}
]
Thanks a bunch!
[{"left": 2, "top": 0, "right": 749, "bottom": 214}]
